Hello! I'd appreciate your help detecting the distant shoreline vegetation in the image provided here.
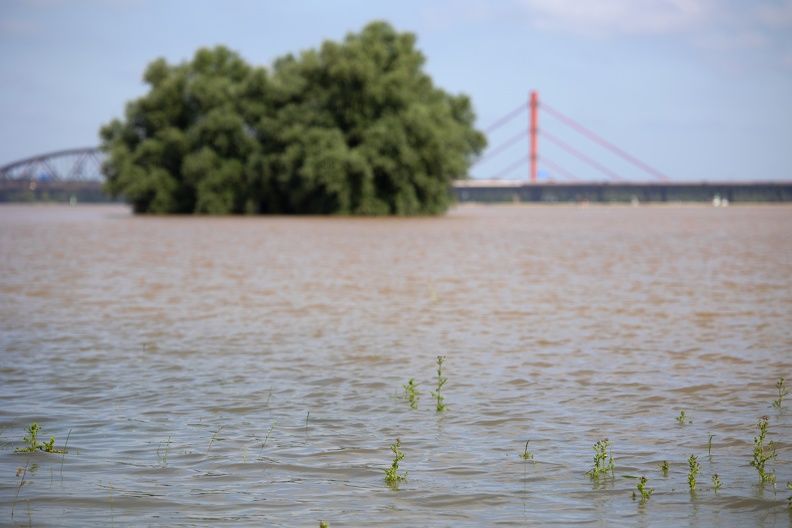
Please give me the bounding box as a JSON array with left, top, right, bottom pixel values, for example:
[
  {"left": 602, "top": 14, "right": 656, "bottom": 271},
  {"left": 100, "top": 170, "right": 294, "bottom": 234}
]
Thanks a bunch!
[{"left": 99, "top": 21, "right": 487, "bottom": 215}]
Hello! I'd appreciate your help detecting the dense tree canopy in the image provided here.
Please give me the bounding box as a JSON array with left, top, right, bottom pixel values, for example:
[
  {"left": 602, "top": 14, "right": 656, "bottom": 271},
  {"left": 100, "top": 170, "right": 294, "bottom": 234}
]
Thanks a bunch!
[{"left": 101, "top": 21, "right": 486, "bottom": 214}]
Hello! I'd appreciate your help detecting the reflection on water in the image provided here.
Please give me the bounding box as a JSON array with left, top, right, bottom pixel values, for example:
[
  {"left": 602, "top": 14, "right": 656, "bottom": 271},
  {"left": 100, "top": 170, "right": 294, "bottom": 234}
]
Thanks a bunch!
[{"left": 1, "top": 204, "right": 791, "bottom": 527}]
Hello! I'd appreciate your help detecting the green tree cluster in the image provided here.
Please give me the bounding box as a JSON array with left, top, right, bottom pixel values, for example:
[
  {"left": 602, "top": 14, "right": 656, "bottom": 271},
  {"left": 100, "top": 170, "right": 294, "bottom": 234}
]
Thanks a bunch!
[{"left": 101, "top": 21, "right": 486, "bottom": 215}]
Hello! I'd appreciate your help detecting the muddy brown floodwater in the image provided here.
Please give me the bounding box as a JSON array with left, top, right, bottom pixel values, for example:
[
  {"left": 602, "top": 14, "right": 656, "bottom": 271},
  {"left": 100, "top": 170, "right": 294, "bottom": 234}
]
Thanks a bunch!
[{"left": 1, "top": 203, "right": 791, "bottom": 527}]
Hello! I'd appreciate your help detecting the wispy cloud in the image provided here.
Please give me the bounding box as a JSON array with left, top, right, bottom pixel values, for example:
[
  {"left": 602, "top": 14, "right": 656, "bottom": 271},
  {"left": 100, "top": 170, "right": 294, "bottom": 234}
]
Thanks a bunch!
[
  {"left": 517, "top": 0, "right": 712, "bottom": 37},
  {"left": 422, "top": 0, "right": 792, "bottom": 74},
  {"left": 21, "top": 0, "right": 146, "bottom": 7},
  {"left": 781, "top": 50, "right": 792, "bottom": 70},
  {"left": 0, "top": 17, "right": 43, "bottom": 37},
  {"left": 21, "top": 0, "right": 65, "bottom": 6},
  {"left": 420, "top": 0, "right": 505, "bottom": 30},
  {"left": 693, "top": 31, "right": 770, "bottom": 53},
  {"left": 754, "top": 0, "right": 792, "bottom": 28}
]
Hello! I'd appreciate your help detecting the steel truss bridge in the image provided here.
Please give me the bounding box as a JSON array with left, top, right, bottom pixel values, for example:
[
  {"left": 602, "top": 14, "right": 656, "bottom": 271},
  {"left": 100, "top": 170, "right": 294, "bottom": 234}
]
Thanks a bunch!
[{"left": 0, "top": 147, "right": 105, "bottom": 196}]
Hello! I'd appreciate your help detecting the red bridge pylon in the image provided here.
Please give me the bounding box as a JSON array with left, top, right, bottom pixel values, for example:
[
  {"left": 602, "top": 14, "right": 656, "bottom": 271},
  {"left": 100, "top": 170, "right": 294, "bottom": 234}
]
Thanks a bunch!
[{"left": 475, "top": 91, "right": 670, "bottom": 182}]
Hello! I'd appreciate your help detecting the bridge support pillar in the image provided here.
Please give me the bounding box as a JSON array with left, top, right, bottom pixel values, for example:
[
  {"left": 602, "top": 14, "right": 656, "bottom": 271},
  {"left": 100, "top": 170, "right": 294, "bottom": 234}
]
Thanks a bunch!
[{"left": 530, "top": 91, "right": 539, "bottom": 183}]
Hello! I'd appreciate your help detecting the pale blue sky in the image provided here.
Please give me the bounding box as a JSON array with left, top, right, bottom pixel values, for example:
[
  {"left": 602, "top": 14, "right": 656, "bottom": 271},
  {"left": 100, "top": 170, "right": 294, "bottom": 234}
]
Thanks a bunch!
[{"left": 1, "top": 0, "right": 790, "bottom": 182}]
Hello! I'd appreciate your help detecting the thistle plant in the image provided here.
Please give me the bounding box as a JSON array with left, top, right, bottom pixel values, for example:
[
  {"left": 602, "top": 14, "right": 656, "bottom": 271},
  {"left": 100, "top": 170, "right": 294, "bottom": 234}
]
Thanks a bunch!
[
  {"left": 632, "top": 476, "right": 653, "bottom": 500},
  {"left": 402, "top": 378, "right": 420, "bottom": 410},
  {"left": 12, "top": 463, "right": 28, "bottom": 520},
  {"left": 15, "top": 423, "right": 67, "bottom": 454},
  {"left": 772, "top": 377, "right": 788, "bottom": 409},
  {"left": 586, "top": 438, "right": 614, "bottom": 478},
  {"left": 676, "top": 411, "right": 691, "bottom": 425},
  {"left": 750, "top": 415, "right": 777, "bottom": 483},
  {"left": 687, "top": 454, "right": 701, "bottom": 491},
  {"left": 383, "top": 438, "right": 407, "bottom": 485},
  {"left": 520, "top": 440, "right": 534, "bottom": 461},
  {"left": 711, "top": 474, "right": 723, "bottom": 492},
  {"left": 430, "top": 356, "right": 448, "bottom": 412}
]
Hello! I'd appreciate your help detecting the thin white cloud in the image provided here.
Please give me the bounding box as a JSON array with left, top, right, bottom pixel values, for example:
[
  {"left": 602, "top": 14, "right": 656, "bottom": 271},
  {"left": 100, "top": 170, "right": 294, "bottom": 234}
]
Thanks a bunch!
[
  {"left": 22, "top": 0, "right": 146, "bottom": 7},
  {"left": 21, "top": 0, "right": 68, "bottom": 7},
  {"left": 694, "top": 31, "right": 770, "bottom": 52},
  {"left": 0, "top": 17, "right": 42, "bottom": 37},
  {"left": 754, "top": 0, "right": 792, "bottom": 28},
  {"left": 782, "top": 50, "right": 792, "bottom": 69},
  {"left": 421, "top": 0, "right": 504, "bottom": 31},
  {"left": 517, "top": 0, "right": 712, "bottom": 37},
  {"left": 501, "top": 0, "right": 790, "bottom": 75}
]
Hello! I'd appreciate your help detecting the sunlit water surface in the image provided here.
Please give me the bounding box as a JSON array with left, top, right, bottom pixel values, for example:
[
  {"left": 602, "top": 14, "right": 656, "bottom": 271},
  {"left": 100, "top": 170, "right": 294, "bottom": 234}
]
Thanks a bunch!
[{"left": 1, "top": 204, "right": 791, "bottom": 527}]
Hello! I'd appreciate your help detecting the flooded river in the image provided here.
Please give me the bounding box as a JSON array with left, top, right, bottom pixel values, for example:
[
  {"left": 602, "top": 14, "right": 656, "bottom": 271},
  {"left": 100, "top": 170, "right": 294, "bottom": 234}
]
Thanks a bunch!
[{"left": 1, "top": 204, "right": 791, "bottom": 527}]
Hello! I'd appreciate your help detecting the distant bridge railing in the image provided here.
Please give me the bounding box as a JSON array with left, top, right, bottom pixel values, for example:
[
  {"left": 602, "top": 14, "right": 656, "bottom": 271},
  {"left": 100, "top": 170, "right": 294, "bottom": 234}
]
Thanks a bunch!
[{"left": 452, "top": 180, "right": 792, "bottom": 203}]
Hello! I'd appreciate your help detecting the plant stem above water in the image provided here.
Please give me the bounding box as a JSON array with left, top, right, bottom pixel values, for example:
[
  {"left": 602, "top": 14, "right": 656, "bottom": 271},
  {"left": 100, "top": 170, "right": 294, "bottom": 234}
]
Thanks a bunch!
[{"left": 430, "top": 356, "right": 448, "bottom": 412}]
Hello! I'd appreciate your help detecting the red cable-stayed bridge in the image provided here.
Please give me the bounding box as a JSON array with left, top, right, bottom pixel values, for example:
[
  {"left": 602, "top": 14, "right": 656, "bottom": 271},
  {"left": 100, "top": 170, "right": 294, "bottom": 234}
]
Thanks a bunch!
[{"left": 456, "top": 91, "right": 792, "bottom": 203}]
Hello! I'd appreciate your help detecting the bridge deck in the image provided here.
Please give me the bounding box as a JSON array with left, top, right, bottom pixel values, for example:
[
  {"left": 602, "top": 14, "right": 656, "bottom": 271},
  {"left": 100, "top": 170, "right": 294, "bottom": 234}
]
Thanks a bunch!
[
  {"left": 2, "top": 179, "right": 792, "bottom": 204},
  {"left": 452, "top": 181, "right": 792, "bottom": 203}
]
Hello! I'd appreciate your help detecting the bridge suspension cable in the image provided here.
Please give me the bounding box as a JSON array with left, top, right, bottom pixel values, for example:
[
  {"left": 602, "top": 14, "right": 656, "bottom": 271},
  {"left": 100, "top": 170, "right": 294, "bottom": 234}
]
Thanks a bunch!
[
  {"left": 483, "top": 102, "right": 527, "bottom": 134},
  {"left": 474, "top": 129, "right": 527, "bottom": 166},
  {"left": 490, "top": 156, "right": 528, "bottom": 180},
  {"left": 543, "top": 130, "right": 623, "bottom": 181},
  {"left": 541, "top": 102, "right": 669, "bottom": 182},
  {"left": 539, "top": 155, "right": 578, "bottom": 182}
]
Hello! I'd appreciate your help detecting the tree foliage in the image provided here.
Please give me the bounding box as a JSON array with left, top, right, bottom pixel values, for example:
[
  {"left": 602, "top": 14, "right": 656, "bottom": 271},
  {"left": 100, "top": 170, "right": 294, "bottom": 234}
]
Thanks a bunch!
[{"left": 101, "top": 21, "right": 486, "bottom": 214}]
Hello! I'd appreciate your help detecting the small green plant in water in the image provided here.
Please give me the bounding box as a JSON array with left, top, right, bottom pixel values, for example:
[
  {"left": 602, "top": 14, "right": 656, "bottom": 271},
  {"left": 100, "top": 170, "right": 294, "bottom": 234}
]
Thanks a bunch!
[
  {"left": 430, "top": 356, "right": 448, "bottom": 412},
  {"left": 772, "top": 377, "right": 788, "bottom": 409},
  {"left": 258, "top": 420, "right": 279, "bottom": 458},
  {"left": 586, "top": 438, "right": 614, "bottom": 478},
  {"left": 676, "top": 411, "right": 692, "bottom": 424},
  {"left": 687, "top": 454, "right": 701, "bottom": 491},
  {"left": 658, "top": 460, "right": 669, "bottom": 475},
  {"left": 786, "top": 482, "right": 792, "bottom": 510},
  {"left": 383, "top": 438, "right": 407, "bottom": 485},
  {"left": 750, "top": 415, "right": 777, "bottom": 483},
  {"left": 15, "top": 423, "right": 67, "bottom": 454},
  {"left": 16, "top": 423, "right": 43, "bottom": 452},
  {"left": 402, "top": 378, "right": 420, "bottom": 410},
  {"left": 520, "top": 440, "right": 534, "bottom": 461},
  {"left": 708, "top": 434, "right": 715, "bottom": 456},
  {"left": 60, "top": 428, "right": 72, "bottom": 478},
  {"left": 711, "top": 473, "right": 723, "bottom": 492},
  {"left": 157, "top": 436, "right": 171, "bottom": 466},
  {"left": 207, "top": 425, "right": 224, "bottom": 454},
  {"left": 427, "top": 282, "right": 439, "bottom": 303},
  {"left": 632, "top": 476, "right": 653, "bottom": 500},
  {"left": 319, "top": 521, "right": 330, "bottom": 528}
]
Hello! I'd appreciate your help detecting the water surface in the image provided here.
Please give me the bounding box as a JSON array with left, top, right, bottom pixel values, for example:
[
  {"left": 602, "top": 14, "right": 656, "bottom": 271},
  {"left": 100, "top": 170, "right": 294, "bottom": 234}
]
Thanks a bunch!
[{"left": 1, "top": 204, "right": 791, "bottom": 526}]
